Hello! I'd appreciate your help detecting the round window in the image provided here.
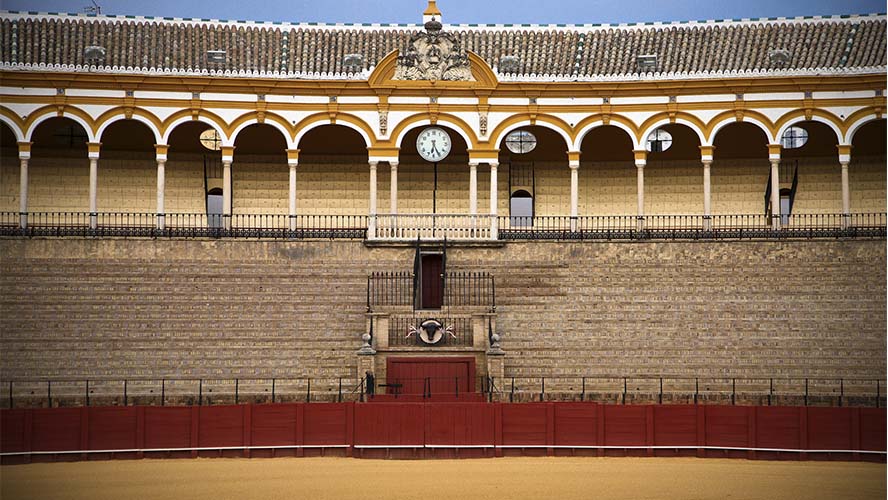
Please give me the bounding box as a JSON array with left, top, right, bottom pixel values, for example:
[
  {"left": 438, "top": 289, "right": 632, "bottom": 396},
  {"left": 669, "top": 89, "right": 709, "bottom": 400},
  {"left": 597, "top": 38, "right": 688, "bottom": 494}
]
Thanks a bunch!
[
  {"left": 505, "top": 130, "right": 538, "bottom": 154},
  {"left": 645, "top": 128, "right": 672, "bottom": 152},
  {"left": 781, "top": 126, "right": 809, "bottom": 149},
  {"left": 199, "top": 128, "right": 222, "bottom": 151}
]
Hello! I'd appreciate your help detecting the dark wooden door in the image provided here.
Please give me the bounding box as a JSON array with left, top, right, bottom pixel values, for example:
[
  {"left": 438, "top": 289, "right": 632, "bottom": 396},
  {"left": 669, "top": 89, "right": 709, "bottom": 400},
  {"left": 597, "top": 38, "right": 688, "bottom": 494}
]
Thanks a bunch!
[
  {"left": 386, "top": 357, "right": 476, "bottom": 397},
  {"left": 420, "top": 253, "right": 443, "bottom": 309}
]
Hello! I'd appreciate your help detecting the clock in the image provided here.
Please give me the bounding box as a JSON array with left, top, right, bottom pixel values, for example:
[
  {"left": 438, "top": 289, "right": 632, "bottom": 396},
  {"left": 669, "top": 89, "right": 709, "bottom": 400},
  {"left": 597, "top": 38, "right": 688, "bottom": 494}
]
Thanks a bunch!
[
  {"left": 199, "top": 128, "right": 222, "bottom": 151},
  {"left": 416, "top": 127, "right": 451, "bottom": 162}
]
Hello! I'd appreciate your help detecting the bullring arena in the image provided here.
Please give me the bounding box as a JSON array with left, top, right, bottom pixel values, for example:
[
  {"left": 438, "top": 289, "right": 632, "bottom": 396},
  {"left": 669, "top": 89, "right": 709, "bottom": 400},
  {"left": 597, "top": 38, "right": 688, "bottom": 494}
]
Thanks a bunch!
[{"left": 0, "top": 1, "right": 885, "bottom": 498}]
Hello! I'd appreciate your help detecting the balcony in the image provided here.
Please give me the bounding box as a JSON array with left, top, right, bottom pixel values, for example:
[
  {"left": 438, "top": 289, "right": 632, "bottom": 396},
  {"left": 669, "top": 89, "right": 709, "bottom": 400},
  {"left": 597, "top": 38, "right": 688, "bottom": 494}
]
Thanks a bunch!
[{"left": 1, "top": 212, "right": 885, "bottom": 241}]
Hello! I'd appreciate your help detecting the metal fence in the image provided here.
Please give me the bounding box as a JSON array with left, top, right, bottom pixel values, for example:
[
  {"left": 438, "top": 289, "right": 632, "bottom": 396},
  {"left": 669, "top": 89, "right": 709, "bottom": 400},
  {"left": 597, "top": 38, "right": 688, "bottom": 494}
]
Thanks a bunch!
[
  {"left": 2, "top": 375, "right": 882, "bottom": 408},
  {"left": 367, "top": 271, "right": 495, "bottom": 311}
]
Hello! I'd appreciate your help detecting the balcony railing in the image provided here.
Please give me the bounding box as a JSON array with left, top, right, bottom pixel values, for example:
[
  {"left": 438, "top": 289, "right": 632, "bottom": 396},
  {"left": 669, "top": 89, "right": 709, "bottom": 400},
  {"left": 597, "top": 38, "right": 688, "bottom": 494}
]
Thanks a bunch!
[
  {"left": 371, "top": 214, "right": 493, "bottom": 241},
  {"left": 368, "top": 270, "right": 495, "bottom": 311},
  {"left": 1, "top": 212, "right": 885, "bottom": 240}
]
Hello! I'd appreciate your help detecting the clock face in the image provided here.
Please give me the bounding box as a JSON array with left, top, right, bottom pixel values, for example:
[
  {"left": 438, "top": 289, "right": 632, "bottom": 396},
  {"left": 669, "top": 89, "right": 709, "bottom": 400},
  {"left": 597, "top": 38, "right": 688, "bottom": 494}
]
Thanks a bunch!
[{"left": 416, "top": 127, "right": 452, "bottom": 162}]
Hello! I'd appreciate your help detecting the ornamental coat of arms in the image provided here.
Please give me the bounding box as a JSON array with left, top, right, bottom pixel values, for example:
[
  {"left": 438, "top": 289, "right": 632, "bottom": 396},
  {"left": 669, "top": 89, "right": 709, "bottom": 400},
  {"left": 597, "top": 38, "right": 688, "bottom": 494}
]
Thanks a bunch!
[{"left": 393, "top": 18, "right": 473, "bottom": 81}]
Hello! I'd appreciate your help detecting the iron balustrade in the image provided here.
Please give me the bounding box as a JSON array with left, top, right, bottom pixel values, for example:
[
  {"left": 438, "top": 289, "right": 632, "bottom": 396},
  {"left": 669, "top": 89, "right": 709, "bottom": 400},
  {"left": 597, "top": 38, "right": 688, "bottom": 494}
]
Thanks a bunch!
[
  {"left": 2, "top": 375, "right": 882, "bottom": 407},
  {"left": 387, "top": 316, "right": 473, "bottom": 347},
  {"left": 368, "top": 271, "right": 496, "bottom": 311},
  {"left": 1, "top": 212, "right": 884, "bottom": 240}
]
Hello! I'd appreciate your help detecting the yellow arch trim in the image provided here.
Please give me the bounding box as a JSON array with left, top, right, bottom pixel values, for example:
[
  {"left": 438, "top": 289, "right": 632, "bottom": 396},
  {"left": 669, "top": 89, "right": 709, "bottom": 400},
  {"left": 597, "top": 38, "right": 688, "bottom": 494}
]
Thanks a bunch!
[
  {"left": 486, "top": 113, "right": 574, "bottom": 148},
  {"left": 293, "top": 112, "right": 377, "bottom": 148},
  {"left": 94, "top": 107, "right": 164, "bottom": 141},
  {"left": 0, "top": 106, "right": 27, "bottom": 140},
  {"left": 23, "top": 104, "right": 98, "bottom": 138},
  {"left": 773, "top": 108, "right": 844, "bottom": 139},
  {"left": 229, "top": 110, "right": 296, "bottom": 142},
  {"left": 636, "top": 111, "right": 707, "bottom": 144},
  {"left": 704, "top": 109, "right": 776, "bottom": 143},
  {"left": 160, "top": 108, "right": 230, "bottom": 139},
  {"left": 572, "top": 114, "right": 640, "bottom": 144},
  {"left": 388, "top": 112, "right": 479, "bottom": 149}
]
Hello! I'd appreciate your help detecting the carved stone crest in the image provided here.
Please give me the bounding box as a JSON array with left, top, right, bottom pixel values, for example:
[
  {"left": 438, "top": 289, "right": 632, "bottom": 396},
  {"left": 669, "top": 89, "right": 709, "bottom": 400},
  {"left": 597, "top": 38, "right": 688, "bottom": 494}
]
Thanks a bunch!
[{"left": 394, "top": 18, "right": 473, "bottom": 81}]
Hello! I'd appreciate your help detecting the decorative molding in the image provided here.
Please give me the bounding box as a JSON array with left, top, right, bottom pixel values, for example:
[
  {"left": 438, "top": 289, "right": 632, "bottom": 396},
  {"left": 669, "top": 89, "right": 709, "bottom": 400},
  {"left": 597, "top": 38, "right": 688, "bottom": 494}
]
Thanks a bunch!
[{"left": 393, "top": 19, "right": 472, "bottom": 81}]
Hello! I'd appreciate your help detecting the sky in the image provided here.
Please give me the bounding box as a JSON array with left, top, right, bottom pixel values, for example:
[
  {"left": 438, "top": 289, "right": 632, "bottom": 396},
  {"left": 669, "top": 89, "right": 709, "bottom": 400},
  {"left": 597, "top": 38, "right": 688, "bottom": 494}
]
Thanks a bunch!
[{"left": 2, "top": 0, "right": 884, "bottom": 25}]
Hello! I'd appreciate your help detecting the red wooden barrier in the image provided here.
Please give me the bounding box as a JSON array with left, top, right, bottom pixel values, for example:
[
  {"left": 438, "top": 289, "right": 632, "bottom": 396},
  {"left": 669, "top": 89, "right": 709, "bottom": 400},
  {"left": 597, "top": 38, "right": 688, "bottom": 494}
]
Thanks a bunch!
[{"left": 1, "top": 402, "right": 884, "bottom": 463}]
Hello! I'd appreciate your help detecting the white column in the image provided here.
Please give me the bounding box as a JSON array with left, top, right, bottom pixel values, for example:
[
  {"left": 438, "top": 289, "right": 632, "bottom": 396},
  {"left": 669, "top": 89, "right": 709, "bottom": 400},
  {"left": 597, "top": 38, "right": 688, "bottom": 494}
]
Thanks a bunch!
[
  {"left": 702, "top": 160, "right": 712, "bottom": 231},
  {"left": 289, "top": 161, "right": 298, "bottom": 231},
  {"left": 468, "top": 161, "right": 478, "bottom": 215},
  {"left": 18, "top": 155, "right": 29, "bottom": 229},
  {"left": 368, "top": 160, "right": 378, "bottom": 238},
  {"left": 156, "top": 159, "right": 166, "bottom": 230},
  {"left": 390, "top": 161, "right": 398, "bottom": 215},
  {"left": 569, "top": 163, "right": 579, "bottom": 231},
  {"left": 840, "top": 161, "right": 850, "bottom": 216},
  {"left": 489, "top": 161, "right": 498, "bottom": 239},
  {"left": 635, "top": 160, "right": 645, "bottom": 231},
  {"left": 88, "top": 157, "right": 98, "bottom": 229},
  {"left": 222, "top": 159, "right": 232, "bottom": 230},
  {"left": 769, "top": 159, "right": 780, "bottom": 230}
]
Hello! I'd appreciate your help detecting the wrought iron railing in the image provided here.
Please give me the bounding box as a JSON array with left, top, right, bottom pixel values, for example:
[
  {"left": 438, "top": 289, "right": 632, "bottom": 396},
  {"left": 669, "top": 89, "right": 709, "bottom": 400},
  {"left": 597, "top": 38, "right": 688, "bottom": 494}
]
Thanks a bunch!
[
  {"left": 387, "top": 316, "right": 473, "bottom": 347},
  {"left": 1, "top": 212, "right": 884, "bottom": 240},
  {"left": 367, "top": 271, "right": 495, "bottom": 311},
  {"left": 1, "top": 375, "right": 882, "bottom": 408}
]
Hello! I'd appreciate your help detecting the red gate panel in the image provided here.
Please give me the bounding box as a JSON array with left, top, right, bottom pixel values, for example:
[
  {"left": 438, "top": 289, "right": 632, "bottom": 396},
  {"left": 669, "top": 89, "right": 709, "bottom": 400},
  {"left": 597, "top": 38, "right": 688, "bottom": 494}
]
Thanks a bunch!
[{"left": 386, "top": 357, "right": 476, "bottom": 397}]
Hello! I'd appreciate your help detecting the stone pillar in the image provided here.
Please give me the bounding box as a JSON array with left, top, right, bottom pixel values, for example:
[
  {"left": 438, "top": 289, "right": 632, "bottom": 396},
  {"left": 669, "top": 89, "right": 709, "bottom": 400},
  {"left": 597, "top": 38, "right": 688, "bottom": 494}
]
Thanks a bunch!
[
  {"left": 700, "top": 145, "right": 714, "bottom": 232},
  {"left": 87, "top": 142, "right": 101, "bottom": 229},
  {"left": 633, "top": 149, "right": 647, "bottom": 231},
  {"left": 838, "top": 144, "right": 852, "bottom": 228},
  {"left": 489, "top": 161, "right": 498, "bottom": 239},
  {"left": 368, "top": 160, "right": 378, "bottom": 238},
  {"left": 468, "top": 161, "right": 478, "bottom": 215},
  {"left": 154, "top": 144, "right": 168, "bottom": 230},
  {"left": 221, "top": 146, "right": 234, "bottom": 230},
  {"left": 287, "top": 149, "right": 300, "bottom": 231},
  {"left": 17, "top": 141, "right": 31, "bottom": 229},
  {"left": 390, "top": 161, "right": 399, "bottom": 215},
  {"left": 767, "top": 144, "right": 781, "bottom": 230},
  {"left": 568, "top": 152, "right": 580, "bottom": 232}
]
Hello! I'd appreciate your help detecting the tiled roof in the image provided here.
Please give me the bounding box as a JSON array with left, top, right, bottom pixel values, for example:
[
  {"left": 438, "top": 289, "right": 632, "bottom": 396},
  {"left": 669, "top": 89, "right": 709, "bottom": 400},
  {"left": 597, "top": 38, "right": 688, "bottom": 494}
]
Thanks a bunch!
[{"left": 0, "top": 11, "right": 884, "bottom": 81}]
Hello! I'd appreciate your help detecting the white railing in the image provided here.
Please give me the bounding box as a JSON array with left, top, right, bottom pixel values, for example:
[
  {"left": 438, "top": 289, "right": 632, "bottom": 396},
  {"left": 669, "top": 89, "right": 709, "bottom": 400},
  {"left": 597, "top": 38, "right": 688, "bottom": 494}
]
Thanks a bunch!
[{"left": 372, "top": 214, "right": 494, "bottom": 241}]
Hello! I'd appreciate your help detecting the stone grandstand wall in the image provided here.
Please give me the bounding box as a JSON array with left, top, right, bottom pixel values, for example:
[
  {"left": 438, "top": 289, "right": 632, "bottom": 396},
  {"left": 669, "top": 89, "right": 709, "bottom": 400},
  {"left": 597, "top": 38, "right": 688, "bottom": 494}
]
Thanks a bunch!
[{"left": 0, "top": 238, "right": 883, "bottom": 404}]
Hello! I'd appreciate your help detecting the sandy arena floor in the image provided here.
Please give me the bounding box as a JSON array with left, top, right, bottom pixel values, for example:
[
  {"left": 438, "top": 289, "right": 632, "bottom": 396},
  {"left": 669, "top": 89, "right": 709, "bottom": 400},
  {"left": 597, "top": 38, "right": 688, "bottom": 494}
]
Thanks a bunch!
[{"left": 1, "top": 457, "right": 885, "bottom": 500}]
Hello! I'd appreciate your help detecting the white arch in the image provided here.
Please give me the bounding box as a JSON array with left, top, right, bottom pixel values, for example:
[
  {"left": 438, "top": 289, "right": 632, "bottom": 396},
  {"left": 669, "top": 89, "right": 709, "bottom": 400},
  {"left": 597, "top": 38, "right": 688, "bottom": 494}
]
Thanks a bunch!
[
  {"left": 96, "top": 113, "right": 162, "bottom": 144},
  {"left": 0, "top": 115, "right": 25, "bottom": 142},
  {"left": 295, "top": 119, "right": 372, "bottom": 150},
  {"left": 25, "top": 110, "right": 96, "bottom": 142},
  {"left": 774, "top": 116, "right": 842, "bottom": 146},
  {"left": 708, "top": 116, "right": 775, "bottom": 145},
  {"left": 572, "top": 120, "right": 641, "bottom": 151},
  {"left": 161, "top": 115, "right": 229, "bottom": 145},
  {"left": 637, "top": 119, "right": 705, "bottom": 149},
  {"left": 393, "top": 119, "right": 474, "bottom": 150},
  {"left": 844, "top": 114, "right": 885, "bottom": 144},
  {"left": 490, "top": 120, "right": 572, "bottom": 152},
  {"left": 229, "top": 118, "right": 295, "bottom": 149}
]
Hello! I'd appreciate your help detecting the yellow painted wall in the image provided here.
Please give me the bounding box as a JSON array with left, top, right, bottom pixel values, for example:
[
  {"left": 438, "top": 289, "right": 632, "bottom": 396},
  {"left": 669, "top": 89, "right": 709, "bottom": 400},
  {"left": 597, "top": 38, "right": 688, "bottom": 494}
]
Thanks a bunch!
[
  {"left": 232, "top": 154, "right": 288, "bottom": 215},
  {"left": 789, "top": 157, "right": 842, "bottom": 214},
  {"left": 710, "top": 159, "right": 770, "bottom": 215},
  {"left": 95, "top": 152, "right": 156, "bottom": 213},
  {"left": 27, "top": 152, "right": 90, "bottom": 212},
  {"left": 0, "top": 150, "right": 19, "bottom": 213},
  {"left": 850, "top": 155, "right": 887, "bottom": 213},
  {"left": 164, "top": 155, "right": 206, "bottom": 214}
]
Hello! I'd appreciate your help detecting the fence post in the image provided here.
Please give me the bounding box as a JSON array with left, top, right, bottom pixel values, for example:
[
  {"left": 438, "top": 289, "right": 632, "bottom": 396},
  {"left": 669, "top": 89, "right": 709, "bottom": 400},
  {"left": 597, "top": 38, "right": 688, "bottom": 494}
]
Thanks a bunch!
[
  {"left": 235, "top": 378, "right": 239, "bottom": 405},
  {"left": 124, "top": 380, "right": 128, "bottom": 406},
  {"left": 47, "top": 380, "right": 51, "bottom": 408},
  {"left": 768, "top": 378, "right": 773, "bottom": 406},
  {"left": 272, "top": 378, "right": 276, "bottom": 403},
  {"left": 161, "top": 379, "right": 165, "bottom": 406},
  {"left": 8, "top": 381, "right": 12, "bottom": 409},
  {"left": 540, "top": 377, "right": 545, "bottom": 402},
  {"left": 510, "top": 377, "right": 514, "bottom": 403},
  {"left": 731, "top": 378, "right": 735, "bottom": 405},
  {"left": 622, "top": 377, "right": 627, "bottom": 405},
  {"left": 694, "top": 378, "right": 698, "bottom": 405},
  {"left": 804, "top": 378, "right": 808, "bottom": 407},
  {"left": 839, "top": 379, "right": 843, "bottom": 407},
  {"left": 306, "top": 378, "right": 311, "bottom": 403},
  {"left": 658, "top": 377, "right": 662, "bottom": 404},
  {"left": 338, "top": 377, "right": 343, "bottom": 403},
  {"left": 581, "top": 377, "right": 586, "bottom": 402},
  {"left": 86, "top": 379, "right": 89, "bottom": 407}
]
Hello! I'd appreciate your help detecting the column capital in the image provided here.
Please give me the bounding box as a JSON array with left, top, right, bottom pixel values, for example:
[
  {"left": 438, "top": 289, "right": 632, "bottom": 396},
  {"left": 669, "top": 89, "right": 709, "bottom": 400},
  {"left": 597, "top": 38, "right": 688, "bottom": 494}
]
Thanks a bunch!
[
  {"left": 699, "top": 145, "right": 715, "bottom": 162},
  {"left": 837, "top": 144, "right": 852, "bottom": 164},
  {"left": 388, "top": 160, "right": 399, "bottom": 168},
  {"left": 286, "top": 148, "right": 300, "bottom": 166},
  {"left": 154, "top": 144, "right": 169, "bottom": 161},
  {"left": 467, "top": 148, "right": 500, "bottom": 165},
  {"left": 17, "top": 141, "right": 32, "bottom": 159},
  {"left": 220, "top": 145, "right": 235, "bottom": 162},
  {"left": 368, "top": 160, "right": 379, "bottom": 168},
  {"left": 488, "top": 161, "right": 498, "bottom": 169},
  {"left": 468, "top": 160, "right": 479, "bottom": 167},
  {"left": 567, "top": 150, "right": 581, "bottom": 167},
  {"left": 87, "top": 142, "right": 101, "bottom": 159},
  {"left": 632, "top": 149, "right": 647, "bottom": 167},
  {"left": 767, "top": 143, "right": 781, "bottom": 160}
]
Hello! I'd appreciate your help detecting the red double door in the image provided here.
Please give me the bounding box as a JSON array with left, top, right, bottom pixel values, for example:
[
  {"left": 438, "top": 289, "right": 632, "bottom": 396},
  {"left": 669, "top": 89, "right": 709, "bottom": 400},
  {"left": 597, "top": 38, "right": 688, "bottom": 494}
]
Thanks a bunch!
[{"left": 386, "top": 357, "right": 476, "bottom": 397}]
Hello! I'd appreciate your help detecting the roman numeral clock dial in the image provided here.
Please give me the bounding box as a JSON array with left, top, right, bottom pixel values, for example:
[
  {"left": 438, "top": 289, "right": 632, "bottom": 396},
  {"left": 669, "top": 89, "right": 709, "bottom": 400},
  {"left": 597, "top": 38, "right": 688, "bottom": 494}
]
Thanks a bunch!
[{"left": 416, "top": 127, "right": 452, "bottom": 162}]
